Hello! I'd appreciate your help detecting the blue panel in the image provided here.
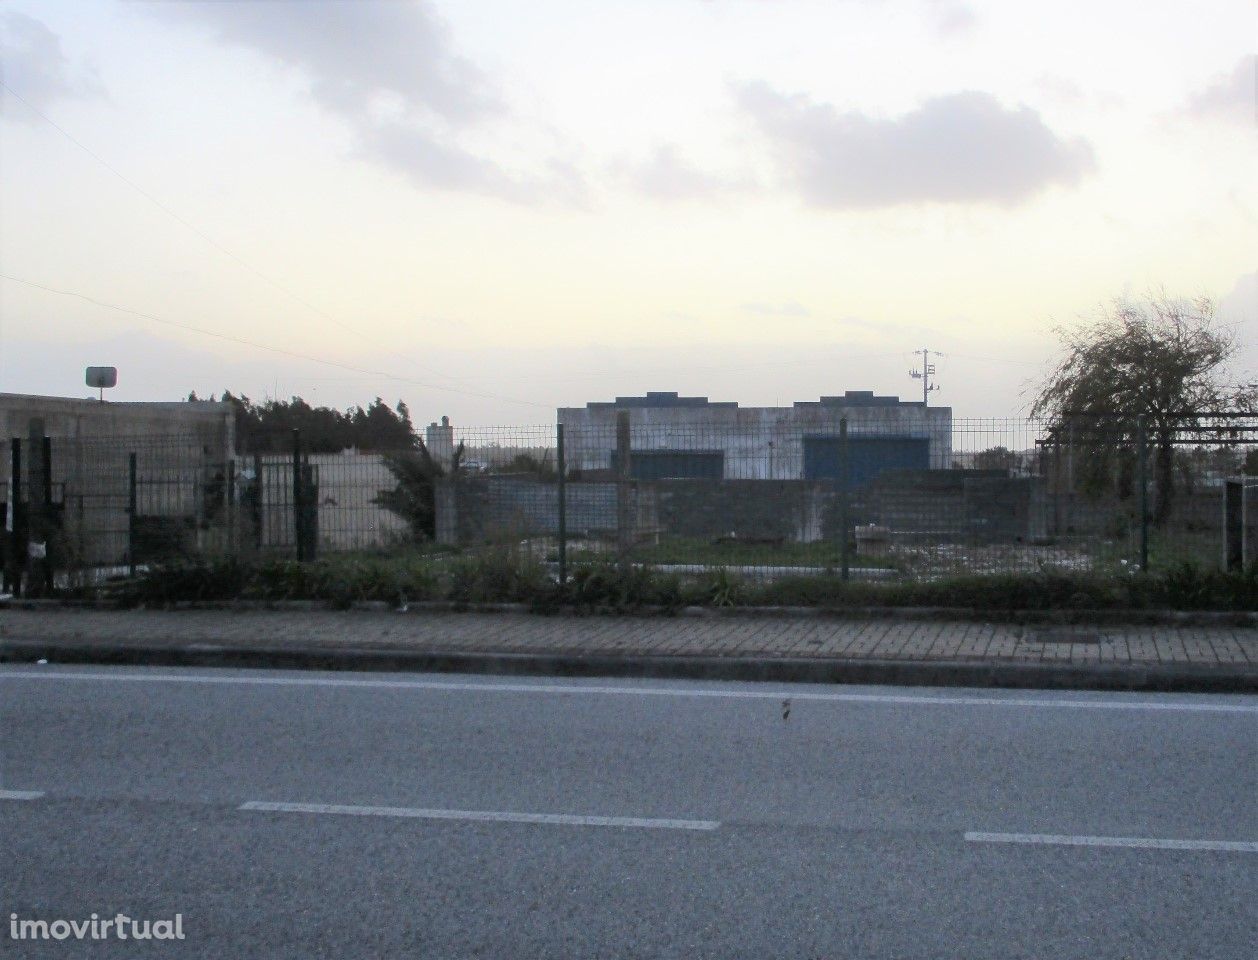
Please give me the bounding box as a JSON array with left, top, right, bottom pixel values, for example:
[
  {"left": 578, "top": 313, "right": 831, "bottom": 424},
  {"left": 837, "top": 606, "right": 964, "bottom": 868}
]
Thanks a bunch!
[{"left": 803, "top": 436, "right": 929, "bottom": 485}]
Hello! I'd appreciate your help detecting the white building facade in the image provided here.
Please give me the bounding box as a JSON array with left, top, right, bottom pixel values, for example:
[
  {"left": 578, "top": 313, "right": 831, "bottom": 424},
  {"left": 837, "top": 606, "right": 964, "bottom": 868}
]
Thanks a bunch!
[{"left": 558, "top": 391, "right": 952, "bottom": 484}]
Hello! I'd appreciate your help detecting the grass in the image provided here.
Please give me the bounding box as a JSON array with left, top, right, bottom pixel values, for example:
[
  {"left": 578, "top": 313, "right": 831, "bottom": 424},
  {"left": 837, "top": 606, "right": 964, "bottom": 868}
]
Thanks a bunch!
[
  {"left": 1089, "top": 527, "right": 1230, "bottom": 576},
  {"left": 562, "top": 536, "right": 902, "bottom": 570}
]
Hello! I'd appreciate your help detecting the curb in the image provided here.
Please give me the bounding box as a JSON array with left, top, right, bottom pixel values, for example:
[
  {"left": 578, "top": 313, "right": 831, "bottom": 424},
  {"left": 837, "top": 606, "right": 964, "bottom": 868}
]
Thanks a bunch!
[
  {"left": 3, "top": 597, "right": 1256, "bottom": 627},
  {"left": 2, "top": 639, "right": 1255, "bottom": 694}
]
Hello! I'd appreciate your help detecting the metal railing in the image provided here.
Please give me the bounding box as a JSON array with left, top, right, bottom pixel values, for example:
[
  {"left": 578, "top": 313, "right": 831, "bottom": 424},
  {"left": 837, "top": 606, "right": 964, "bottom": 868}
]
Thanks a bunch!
[{"left": 2, "top": 413, "right": 1253, "bottom": 595}]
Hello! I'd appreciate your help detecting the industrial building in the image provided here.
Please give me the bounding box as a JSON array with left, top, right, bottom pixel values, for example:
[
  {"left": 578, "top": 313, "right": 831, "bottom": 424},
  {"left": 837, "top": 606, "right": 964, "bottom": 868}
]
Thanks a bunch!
[
  {"left": 1, "top": 393, "right": 236, "bottom": 578},
  {"left": 558, "top": 391, "right": 952, "bottom": 484},
  {"left": 0, "top": 392, "right": 235, "bottom": 451}
]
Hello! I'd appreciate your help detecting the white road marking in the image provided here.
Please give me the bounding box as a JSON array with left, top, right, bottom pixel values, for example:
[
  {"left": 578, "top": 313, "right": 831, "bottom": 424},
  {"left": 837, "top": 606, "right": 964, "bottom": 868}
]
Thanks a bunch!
[
  {"left": 965, "top": 831, "right": 1258, "bottom": 852},
  {"left": 1, "top": 667, "right": 1253, "bottom": 713},
  {"left": 0, "top": 789, "right": 44, "bottom": 800},
  {"left": 240, "top": 800, "right": 720, "bottom": 831}
]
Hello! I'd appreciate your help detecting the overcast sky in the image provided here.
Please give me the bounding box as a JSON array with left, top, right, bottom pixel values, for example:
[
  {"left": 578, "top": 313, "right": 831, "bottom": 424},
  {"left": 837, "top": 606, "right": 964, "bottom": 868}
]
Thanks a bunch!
[{"left": 1, "top": 0, "right": 1254, "bottom": 423}]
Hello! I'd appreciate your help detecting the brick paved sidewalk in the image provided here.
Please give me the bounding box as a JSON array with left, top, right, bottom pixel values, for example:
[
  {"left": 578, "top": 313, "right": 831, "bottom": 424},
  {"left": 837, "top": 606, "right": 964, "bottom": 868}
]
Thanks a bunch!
[{"left": 1, "top": 608, "right": 1254, "bottom": 668}]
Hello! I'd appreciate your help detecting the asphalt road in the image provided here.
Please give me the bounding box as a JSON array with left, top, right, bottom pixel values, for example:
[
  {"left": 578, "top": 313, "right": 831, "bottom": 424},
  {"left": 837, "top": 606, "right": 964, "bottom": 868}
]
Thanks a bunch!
[{"left": 1, "top": 665, "right": 1255, "bottom": 959}]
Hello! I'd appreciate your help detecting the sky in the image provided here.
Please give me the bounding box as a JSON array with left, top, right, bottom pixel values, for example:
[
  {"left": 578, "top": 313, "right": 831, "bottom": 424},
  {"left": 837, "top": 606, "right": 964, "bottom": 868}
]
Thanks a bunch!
[{"left": 0, "top": 0, "right": 1254, "bottom": 425}]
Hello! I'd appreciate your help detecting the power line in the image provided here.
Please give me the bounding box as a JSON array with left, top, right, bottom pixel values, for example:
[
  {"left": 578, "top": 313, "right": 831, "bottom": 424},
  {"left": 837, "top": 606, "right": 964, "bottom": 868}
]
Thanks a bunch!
[
  {"left": 0, "top": 274, "right": 551, "bottom": 409},
  {"left": 0, "top": 78, "right": 469, "bottom": 387},
  {"left": 485, "top": 350, "right": 910, "bottom": 384}
]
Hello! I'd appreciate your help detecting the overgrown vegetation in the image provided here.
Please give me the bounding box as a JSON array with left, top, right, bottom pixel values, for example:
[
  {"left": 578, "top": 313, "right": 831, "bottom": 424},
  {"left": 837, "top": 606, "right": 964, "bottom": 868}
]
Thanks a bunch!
[
  {"left": 561, "top": 537, "right": 902, "bottom": 571},
  {"left": 111, "top": 553, "right": 1258, "bottom": 612},
  {"left": 1031, "top": 291, "right": 1256, "bottom": 525},
  {"left": 190, "top": 392, "right": 422, "bottom": 453},
  {"left": 374, "top": 440, "right": 464, "bottom": 540}
]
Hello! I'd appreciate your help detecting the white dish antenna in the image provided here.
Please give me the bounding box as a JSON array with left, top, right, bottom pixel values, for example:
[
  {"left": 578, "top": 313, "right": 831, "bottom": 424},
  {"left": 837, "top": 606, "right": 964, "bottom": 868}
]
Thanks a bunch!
[{"left": 86, "top": 366, "right": 117, "bottom": 401}]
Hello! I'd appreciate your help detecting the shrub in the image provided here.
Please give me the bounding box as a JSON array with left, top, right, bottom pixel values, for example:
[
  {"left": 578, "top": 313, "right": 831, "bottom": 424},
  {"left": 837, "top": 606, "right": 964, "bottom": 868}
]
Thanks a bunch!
[
  {"left": 555, "top": 562, "right": 690, "bottom": 611},
  {"left": 114, "top": 553, "right": 1258, "bottom": 612},
  {"left": 125, "top": 557, "right": 251, "bottom": 603},
  {"left": 446, "top": 545, "right": 549, "bottom": 604}
]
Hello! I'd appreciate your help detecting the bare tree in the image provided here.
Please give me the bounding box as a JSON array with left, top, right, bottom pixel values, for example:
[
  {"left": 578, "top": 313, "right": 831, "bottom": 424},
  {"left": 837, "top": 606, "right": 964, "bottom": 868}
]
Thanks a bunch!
[{"left": 1031, "top": 292, "right": 1256, "bottom": 525}]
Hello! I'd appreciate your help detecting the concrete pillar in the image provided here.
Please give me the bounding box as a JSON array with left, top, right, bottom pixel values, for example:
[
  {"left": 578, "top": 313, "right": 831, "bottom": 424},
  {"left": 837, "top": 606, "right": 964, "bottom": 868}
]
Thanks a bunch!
[
  {"left": 434, "top": 477, "right": 458, "bottom": 545},
  {"left": 426, "top": 416, "right": 455, "bottom": 471},
  {"left": 616, "top": 411, "right": 632, "bottom": 567}
]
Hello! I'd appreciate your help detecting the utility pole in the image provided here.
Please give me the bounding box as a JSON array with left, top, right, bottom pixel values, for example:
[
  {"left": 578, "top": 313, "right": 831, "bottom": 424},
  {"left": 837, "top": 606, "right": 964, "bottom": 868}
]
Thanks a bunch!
[{"left": 909, "top": 348, "right": 941, "bottom": 405}]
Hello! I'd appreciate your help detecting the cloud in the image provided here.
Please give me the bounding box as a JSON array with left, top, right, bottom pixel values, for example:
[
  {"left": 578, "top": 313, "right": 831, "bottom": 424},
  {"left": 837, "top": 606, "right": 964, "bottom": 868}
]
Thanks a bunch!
[
  {"left": 358, "top": 123, "right": 586, "bottom": 205},
  {"left": 152, "top": 1, "right": 580, "bottom": 203},
  {"left": 927, "top": 1, "right": 977, "bottom": 37},
  {"left": 734, "top": 82, "right": 1095, "bottom": 209},
  {"left": 152, "top": 0, "right": 497, "bottom": 124},
  {"left": 1184, "top": 55, "right": 1256, "bottom": 125},
  {"left": 0, "top": 11, "right": 102, "bottom": 117},
  {"left": 616, "top": 145, "right": 747, "bottom": 202}
]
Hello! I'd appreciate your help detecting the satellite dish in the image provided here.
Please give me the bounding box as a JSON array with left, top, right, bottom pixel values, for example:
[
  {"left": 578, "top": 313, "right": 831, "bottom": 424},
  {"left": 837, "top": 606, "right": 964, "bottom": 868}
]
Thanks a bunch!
[{"left": 86, "top": 366, "right": 117, "bottom": 400}]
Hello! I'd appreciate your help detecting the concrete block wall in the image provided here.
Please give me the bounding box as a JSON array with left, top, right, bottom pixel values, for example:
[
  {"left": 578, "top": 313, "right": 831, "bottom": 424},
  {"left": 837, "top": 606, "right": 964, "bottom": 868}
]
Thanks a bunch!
[
  {"left": 249, "top": 453, "right": 410, "bottom": 553},
  {"left": 653, "top": 480, "right": 827, "bottom": 542},
  {"left": 849, "top": 471, "right": 1047, "bottom": 544},
  {"left": 1, "top": 394, "right": 236, "bottom": 567},
  {"left": 436, "top": 476, "right": 621, "bottom": 545},
  {"left": 0, "top": 393, "right": 234, "bottom": 452},
  {"left": 433, "top": 471, "right": 1048, "bottom": 549}
]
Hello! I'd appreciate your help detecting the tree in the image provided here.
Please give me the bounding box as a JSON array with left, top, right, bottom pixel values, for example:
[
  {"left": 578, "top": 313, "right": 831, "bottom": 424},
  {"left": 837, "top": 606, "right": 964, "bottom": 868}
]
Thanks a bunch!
[
  {"left": 973, "top": 446, "right": 1021, "bottom": 473},
  {"left": 374, "top": 439, "right": 464, "bottom": 540},
  {"left": 490, "top": 452, "right": 556, "bottom": 479},
  {"left": 217, "top": 392, "right": 419, "bottom": 453},
  {"left": 1031, "top": 292, "right": 1256, "bottom": 525},
  {"left": 351, "top": 398, "right": 417, "bottom": 451}
]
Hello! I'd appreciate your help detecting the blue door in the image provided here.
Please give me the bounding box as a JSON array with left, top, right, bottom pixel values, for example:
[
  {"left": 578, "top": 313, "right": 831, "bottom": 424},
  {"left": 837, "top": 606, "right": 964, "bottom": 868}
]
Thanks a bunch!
[{"left": 803, "top": 436, "right": 929, "bottom": 485}]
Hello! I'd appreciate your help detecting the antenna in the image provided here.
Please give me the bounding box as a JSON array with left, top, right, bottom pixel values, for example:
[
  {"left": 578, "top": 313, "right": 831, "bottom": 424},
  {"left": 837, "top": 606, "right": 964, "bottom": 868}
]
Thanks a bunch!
[{"left": 908, "top": 348, "right": 941, "bottom": 406}]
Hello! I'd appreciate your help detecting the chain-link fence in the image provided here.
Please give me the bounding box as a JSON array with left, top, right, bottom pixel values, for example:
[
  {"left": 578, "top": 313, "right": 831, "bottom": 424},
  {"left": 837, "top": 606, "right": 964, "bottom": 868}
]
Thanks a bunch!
[{"left": 2, "top": 414, "right": 1254, "bottom": 595}]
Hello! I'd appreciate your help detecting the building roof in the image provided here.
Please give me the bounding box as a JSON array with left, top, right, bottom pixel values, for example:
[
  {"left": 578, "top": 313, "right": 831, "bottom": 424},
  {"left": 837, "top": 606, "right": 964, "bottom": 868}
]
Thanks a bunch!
[
  {"left": 578, "top": 390, "right": 926, "bottom": 411},
  {"left": 794, "top": 391, "right": 924, "bottom": 409},
  {"left": 584, "top": 391, "right": 739, "bottom": 410}
]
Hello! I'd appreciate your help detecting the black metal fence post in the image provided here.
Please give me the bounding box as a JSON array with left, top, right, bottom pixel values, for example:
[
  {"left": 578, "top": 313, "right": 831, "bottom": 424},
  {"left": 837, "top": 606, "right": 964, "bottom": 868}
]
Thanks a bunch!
[
  {"left": 1223, "top": 479, "right": 1244, "bottom": 572},
  {"left": 226, "top": 459, "right": 236, "bottom": 558},
  {"left": 128, "top": 452, "right": 138, "bottom": 578},
  {"left": 252, "top": 453, "right": 263, "bottom": 552},
  {"left": 615, "top": 412, "right": 631, "bottom": 572},
  {"left": 1052, "top": 437, "right": 1062, "bottom": 538},
  {"left": 1137, "top": 414, "right": 1149, "bottom": 571},
  {"left": 302, "top": 459, "right": 318, "bottom": 561},
  {"left": 292, "top": 428, "right": 305, "bottom": 561},
  {"left": 556, "top": 422, "right": 567, "bottom": 586},
  {"left": 839, "top": 417, "right": 850, "bottom": 581},
  {"left": 35, "top": 436, "right": 53, "bottom": 595},
  {"left": 6, "top": 438, "right": 22, "bottom": 596}
]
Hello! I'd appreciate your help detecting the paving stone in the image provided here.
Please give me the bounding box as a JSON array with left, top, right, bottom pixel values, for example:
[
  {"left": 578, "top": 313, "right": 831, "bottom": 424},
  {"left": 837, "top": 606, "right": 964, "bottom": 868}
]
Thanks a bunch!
[{"left": 1, "top": 608, "right": 1256, "bottom": 670}]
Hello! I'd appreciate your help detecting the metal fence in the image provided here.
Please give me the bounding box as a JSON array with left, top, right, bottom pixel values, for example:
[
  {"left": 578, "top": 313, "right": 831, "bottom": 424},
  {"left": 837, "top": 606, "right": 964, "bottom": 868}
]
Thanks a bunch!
[{"left": 2, "top": 414, "right": 1254, "bottom": 595}]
